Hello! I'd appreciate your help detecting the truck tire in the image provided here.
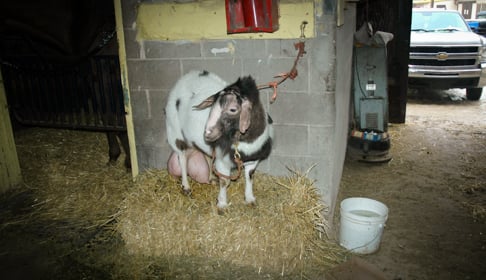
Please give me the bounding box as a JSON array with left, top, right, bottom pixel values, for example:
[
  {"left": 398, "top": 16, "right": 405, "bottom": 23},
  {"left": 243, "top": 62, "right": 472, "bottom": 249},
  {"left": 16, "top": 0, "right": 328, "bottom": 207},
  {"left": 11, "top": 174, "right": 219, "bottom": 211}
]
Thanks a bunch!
[{"left": 466, "top": 88, "right": 483, "bottom": 101}]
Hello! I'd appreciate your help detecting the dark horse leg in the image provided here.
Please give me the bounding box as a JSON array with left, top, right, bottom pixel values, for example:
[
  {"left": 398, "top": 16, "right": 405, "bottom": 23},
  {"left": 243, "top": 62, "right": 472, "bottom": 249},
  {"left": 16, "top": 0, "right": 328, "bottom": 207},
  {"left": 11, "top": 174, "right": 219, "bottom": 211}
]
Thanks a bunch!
[{"left": 106, "top": 131, "right": 131, "bottom": 169}]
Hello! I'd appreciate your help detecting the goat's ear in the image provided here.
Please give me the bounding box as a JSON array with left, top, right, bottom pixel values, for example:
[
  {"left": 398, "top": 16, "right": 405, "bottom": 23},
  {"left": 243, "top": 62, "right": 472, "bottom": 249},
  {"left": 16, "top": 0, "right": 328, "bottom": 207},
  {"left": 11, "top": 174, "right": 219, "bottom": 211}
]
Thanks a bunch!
[
  {"left": 193, "top": 94, "right": 217, "bottom": 110},
  {"left": 239, "top": 99, "right": 252, "bottom": 133}
]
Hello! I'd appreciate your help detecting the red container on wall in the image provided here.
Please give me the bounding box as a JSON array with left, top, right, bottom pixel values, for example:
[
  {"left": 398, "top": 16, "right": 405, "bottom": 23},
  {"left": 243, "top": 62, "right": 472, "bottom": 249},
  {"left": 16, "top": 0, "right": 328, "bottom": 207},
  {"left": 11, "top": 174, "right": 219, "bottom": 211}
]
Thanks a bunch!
[{"left": 225, "top": 0, "right": 279, "bottom": 34}]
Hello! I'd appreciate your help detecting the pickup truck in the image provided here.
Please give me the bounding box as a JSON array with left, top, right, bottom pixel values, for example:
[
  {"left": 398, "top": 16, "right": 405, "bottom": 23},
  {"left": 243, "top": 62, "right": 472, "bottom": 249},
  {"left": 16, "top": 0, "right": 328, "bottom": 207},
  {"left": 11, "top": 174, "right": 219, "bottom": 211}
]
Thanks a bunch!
[
  {"left": 466, "top": 11, "right": 486, "bottom": 37},
  {"left": 409, "top": 9, "right": 486, "bottom": 100}
]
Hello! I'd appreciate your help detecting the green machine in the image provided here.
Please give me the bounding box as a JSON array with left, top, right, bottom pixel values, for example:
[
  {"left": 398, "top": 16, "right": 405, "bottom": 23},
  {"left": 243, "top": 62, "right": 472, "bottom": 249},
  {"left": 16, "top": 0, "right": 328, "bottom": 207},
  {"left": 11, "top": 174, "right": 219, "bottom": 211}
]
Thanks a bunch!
[{"left": 349, "top": 24, "right": 393, "bottom": 163}]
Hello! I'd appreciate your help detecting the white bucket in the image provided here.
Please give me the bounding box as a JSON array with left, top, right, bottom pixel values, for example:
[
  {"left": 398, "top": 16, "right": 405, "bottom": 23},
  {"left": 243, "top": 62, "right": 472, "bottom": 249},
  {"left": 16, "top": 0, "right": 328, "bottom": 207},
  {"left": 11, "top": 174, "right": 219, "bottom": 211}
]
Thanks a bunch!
[{"left": 339, "top": 197, "right": 389, "bottom": 254}]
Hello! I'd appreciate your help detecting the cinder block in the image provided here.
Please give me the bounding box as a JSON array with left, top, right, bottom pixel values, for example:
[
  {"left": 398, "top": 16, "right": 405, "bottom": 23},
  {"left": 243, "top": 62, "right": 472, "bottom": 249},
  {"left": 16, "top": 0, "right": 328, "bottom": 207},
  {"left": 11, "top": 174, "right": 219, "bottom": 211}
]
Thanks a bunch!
[
  {"left": 265, "top": 40, "right": 282, "bottom": 58},
  {"left": 269, "top": 93, "right": 334, "bottom": 126},
  {"left": 133, "top": 118, "right": 166, "bottom": 147},
  {"left": 231, "top": 40, "right": 267, "bottom": 59},
  {"left": 129, "top": 90, "right": 149, "bottom": 120},
  {"left": 201, "top": 41, "right": 239, "bottom": 58},
  {"left": 309, "top": 126, "right": 334, "bottom": 156},
  {"left": 265, "top": 39, "right": 304, "bottom": 58},
  {"left": 307, "top": 39, "right": 334, "bottom": 93},
  {"left": 272, "top": 124, "right": 308, "bottom": 156},
  {"left": 136, "top": 146, "right": 168, "bottom": 171},
  {"left": 123, "top": 29, "right": 141, "bottom": 59},
  {"left": 201, "top": 40, "right": 275, "bottom": 60},
  {"left": 127, "top": 59, "right": 180, "bottom": 90},
  {"left": 145, "top": 41, "right": 201, "bottom": 58},
  {"left": 280, "top": 39, "right": 303, "bottom": 58},
  {"left": 148, "top": 89, "right": 169, "bottom": 120},
  {"left": 181, "top": 59, "right": 242, "bottom": 82}
]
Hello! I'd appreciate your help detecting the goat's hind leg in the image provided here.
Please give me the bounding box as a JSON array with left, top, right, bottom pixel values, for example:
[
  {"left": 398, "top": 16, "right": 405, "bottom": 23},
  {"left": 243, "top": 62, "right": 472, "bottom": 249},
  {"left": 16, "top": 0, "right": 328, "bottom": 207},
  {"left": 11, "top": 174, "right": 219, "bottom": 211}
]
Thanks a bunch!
[
  {"left": 205, "top": 154, "right": 218, "bottom": 185},
  {"left": 177, "top": 151, "right": 192, "bottom": 195}
]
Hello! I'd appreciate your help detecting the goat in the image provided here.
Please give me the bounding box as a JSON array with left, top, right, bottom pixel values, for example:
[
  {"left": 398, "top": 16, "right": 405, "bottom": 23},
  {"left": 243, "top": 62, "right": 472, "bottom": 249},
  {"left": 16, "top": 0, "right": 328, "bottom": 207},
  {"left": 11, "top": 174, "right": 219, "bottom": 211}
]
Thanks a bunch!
[{"left": 165, "top": 70, "right": 274, "bottom": 210}]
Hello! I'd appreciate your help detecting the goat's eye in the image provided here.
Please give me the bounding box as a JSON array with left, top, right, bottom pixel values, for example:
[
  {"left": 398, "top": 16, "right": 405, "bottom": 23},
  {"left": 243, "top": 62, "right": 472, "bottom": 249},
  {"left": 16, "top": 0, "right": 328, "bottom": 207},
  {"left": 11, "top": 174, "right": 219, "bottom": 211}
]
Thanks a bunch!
[{"left": 227, "top": 107, "right": 239, "bottom": 115}]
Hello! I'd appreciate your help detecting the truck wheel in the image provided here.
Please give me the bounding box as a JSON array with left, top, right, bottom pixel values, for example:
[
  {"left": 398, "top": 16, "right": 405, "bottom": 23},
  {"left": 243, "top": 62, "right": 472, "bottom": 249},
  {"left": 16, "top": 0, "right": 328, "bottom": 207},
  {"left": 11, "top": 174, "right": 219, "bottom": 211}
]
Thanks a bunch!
[{"left": 466, "top": 88, "right": 483, "bottom": 100}]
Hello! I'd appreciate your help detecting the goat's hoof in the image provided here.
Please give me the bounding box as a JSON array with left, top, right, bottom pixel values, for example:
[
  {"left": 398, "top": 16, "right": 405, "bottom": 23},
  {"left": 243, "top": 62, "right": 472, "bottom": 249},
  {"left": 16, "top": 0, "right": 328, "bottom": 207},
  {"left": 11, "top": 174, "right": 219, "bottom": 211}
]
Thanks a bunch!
[
  {"left": 181, "top": 188, "right": 192, "bottom": 198},
  {"left": 245, "top": 197, "right": 256, "bottom": 206},
  {"left": 216, "top": 201, "right": 228, "bottom": 214},
  {"left": 217, "top": 208, "right": 225, "bottom": 215},
  {"left": 246, "top": 201, "right": 257, "bottom": 208}
]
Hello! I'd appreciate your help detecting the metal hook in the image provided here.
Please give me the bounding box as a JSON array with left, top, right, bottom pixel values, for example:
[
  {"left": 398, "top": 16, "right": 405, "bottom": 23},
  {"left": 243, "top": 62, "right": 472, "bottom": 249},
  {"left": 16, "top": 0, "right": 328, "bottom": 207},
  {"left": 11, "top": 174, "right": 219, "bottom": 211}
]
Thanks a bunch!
[{"left": 300, "top": 21, "right": 308, "bottom": 39}]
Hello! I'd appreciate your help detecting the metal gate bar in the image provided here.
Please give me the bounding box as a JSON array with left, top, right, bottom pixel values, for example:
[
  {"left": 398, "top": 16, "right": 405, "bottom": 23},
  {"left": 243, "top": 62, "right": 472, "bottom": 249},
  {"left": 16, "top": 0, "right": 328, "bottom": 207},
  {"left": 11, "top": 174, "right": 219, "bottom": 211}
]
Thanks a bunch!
[{"left": 1, "top": 55, "right": 126, "bottom": 131}]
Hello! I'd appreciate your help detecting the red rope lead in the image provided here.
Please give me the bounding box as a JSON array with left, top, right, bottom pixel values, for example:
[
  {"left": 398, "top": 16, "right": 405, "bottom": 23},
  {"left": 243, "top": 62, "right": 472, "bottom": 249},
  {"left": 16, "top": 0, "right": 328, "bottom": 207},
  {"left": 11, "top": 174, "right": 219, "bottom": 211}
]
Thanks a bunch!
[{"left": 258, "top": 40, "right": 307, "bottom": 103}]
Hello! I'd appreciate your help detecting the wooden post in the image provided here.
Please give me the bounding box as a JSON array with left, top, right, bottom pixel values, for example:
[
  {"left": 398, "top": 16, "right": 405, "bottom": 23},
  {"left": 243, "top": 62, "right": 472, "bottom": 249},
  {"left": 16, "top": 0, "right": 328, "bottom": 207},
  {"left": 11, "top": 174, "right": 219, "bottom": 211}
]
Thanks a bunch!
[
  {"left": 114, "top": 0, "right": 139, "bottom": 179},
  {"left": 0, "top": 70, "right": 22, "bottom": 192}
]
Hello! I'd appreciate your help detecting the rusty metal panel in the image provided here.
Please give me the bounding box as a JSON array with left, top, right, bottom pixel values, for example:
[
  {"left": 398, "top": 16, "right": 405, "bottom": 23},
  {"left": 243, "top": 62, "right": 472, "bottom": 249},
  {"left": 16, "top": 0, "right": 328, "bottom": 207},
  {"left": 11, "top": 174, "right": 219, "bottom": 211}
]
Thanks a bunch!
[{"left": 1, "top": 55, "right": 126, "bottom": 131}]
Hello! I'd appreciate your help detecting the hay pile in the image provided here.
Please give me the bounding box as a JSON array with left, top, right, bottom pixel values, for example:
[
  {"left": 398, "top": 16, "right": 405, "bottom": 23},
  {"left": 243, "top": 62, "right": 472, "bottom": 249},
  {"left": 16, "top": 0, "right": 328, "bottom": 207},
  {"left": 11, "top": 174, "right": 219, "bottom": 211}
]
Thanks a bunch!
[
  {"left": 14, "top": 127, "right": 132, "bottom": 227},
  {"left": 12, "top": 127, "right": 346, "bottom": 278},
  {"left": 116, "top": 168, "right": 346, "bottom": 278}
]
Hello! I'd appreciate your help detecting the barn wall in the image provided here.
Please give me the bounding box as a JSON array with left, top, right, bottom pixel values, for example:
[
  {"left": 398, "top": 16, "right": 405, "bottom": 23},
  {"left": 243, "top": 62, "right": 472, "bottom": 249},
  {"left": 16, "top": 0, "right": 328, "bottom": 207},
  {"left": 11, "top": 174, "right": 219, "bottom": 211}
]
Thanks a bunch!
[
  {"left": 118, "top": 0, "right": 356, "bottom": 220},
  {"left": 135, "top": 1, "right": 315, "bottom": 40}
]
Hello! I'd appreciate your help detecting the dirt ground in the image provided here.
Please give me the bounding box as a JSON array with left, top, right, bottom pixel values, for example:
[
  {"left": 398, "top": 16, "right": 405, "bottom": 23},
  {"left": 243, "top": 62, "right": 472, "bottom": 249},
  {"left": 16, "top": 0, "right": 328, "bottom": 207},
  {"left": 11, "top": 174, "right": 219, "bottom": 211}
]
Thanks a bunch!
[
  {"left": 0, "top": 88, "right": 485, "bottom": 279},
  {"left": 339, "top": 89, "right": 486, "bottom": 280}
]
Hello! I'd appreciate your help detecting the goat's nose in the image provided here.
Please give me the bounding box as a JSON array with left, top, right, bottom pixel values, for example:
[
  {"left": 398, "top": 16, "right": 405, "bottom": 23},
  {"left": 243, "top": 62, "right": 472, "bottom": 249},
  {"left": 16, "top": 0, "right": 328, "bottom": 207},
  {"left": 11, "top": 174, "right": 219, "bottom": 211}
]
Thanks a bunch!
[{"left": 205, "top": 129, "right": 211, "bottom": 136}]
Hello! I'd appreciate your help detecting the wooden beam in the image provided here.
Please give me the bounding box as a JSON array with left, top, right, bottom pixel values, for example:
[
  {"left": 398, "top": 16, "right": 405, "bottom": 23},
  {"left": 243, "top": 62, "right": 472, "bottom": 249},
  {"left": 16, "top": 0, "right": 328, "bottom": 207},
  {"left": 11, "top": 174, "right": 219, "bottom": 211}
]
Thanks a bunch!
[{"left": 0, "top": 70, "right": 22, "bottom": 192}]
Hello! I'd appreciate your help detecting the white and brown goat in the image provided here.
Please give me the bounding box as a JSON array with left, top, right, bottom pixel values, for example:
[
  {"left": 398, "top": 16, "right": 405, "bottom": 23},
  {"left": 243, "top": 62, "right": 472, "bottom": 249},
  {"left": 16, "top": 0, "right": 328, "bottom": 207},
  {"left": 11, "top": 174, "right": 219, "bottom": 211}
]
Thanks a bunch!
[{"left": 165, "top": 70, "right": 273, "bottom": 210}]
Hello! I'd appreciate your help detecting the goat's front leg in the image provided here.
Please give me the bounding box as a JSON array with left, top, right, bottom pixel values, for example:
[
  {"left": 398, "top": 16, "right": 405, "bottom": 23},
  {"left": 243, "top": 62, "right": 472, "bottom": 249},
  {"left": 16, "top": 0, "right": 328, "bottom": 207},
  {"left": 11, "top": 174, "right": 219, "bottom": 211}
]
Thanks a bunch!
[
  {"left": 217, "top": 176, "right": 231, "bottom": 213},
  {"left": 214, "top": 154, "right": 232, "bottom": 212},
  {"left": 243, "top": 160, "right": 259, "bottom": 205}
]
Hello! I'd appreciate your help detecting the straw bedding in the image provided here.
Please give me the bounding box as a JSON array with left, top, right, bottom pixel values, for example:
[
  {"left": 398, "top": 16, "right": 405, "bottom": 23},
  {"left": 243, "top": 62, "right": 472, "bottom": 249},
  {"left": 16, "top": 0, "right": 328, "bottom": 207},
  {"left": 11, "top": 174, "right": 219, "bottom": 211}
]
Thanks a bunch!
[
  {"left": 14, "top": 127, "right": 131, "bottom": 227},
  {"left": 11, "top": 127, "right": 346, "bottom": 278},
  {"left": 116, "top": 167, "right": 345, "bottom": 277}
]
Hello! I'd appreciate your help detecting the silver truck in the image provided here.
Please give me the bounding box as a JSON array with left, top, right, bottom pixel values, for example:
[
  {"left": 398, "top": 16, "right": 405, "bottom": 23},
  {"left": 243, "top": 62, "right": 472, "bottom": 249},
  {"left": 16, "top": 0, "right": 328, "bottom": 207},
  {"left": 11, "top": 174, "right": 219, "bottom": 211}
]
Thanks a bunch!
[{"left": 409, "top": 9, "right": 486, "bottom": 100}]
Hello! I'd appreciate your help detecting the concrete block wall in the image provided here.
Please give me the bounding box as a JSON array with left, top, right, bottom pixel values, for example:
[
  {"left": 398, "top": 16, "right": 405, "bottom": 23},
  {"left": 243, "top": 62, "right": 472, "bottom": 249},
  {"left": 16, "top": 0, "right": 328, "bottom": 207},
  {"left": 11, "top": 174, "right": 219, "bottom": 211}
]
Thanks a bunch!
[{"left": 119, "top": 0, "right": 354, "bottom": 212}]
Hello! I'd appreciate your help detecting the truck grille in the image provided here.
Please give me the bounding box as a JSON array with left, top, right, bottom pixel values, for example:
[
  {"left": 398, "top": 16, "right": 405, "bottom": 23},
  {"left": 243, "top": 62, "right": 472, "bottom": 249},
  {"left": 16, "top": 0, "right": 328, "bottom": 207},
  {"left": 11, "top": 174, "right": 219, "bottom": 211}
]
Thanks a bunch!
[
  {"left": 410, "top": 46, "right": 479, "bottom": 53},
  {"left": 409, "top": 46, "right": 480, "bottom": 67},
  {"left": 409, "top": 59, "right": 477, "bottom": 66}
]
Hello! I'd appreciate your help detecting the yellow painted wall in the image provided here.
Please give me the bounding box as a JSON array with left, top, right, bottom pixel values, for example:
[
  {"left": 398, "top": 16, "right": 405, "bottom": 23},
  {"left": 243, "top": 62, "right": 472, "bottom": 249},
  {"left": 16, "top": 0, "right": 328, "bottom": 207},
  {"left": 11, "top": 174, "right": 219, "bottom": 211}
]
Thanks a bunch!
[
  {"left": 0, "top": 70, "right": 22, "bottom": 192},
  {"left": 136, "top": 1, "right": 314, "bottom": 41}
]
